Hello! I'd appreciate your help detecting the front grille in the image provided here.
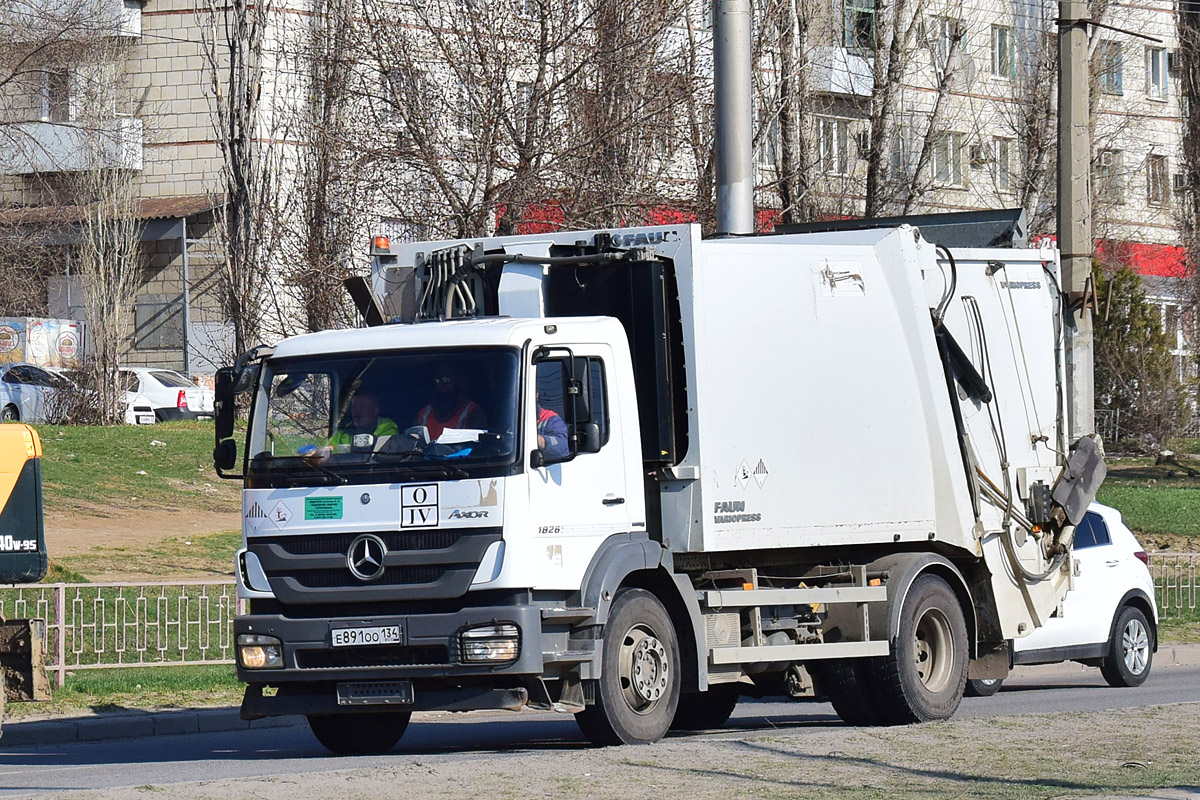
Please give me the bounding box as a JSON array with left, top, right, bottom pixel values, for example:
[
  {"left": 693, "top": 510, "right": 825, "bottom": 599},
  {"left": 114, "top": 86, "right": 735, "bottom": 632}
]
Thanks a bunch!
[
  {"left": 249, "top": 526, "right": 503, "bottom": 604},
  {"left": 262, "top": 531, "right": 461, "bottom": 555},
  {"left": 297, "top": 645, "right": 448, "bottom": 669},
  {"left": 295, "top": 565, "right": 447, "bottom": 589}
]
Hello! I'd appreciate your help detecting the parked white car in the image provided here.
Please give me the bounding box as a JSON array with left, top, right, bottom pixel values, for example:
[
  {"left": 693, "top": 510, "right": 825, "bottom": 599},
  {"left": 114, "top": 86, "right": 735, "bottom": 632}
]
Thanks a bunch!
[
  {"left": 119, "top": 367, "right": 214, "bottom": 421},
  {"left": 0, "top": 362, "right": 68, "bottom": 423},
  {"left": 968, "top": 502, "right": 1158, "bottom": 695},
  {"left": 45, "top": 367, "right": 158, "bottom": 426}
]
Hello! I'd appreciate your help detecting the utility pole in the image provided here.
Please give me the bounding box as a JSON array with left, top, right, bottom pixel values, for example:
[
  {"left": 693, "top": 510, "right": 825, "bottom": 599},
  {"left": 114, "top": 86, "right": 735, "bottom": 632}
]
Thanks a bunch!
[
  {"left": 1057, "top": 0, "right": 1094, "bottom": 439},
  {"left": 713, "top": 0, "right": 754, "bottom": 236}
]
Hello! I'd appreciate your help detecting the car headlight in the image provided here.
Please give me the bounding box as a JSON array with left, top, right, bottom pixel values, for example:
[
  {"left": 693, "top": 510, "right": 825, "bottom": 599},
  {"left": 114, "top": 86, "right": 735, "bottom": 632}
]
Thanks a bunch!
[
  {"left": 238, "top": 633, "right": 283, "bottom": 669},
  {"left": 459, "top": 623, "right": 520, "bottom": 663}
]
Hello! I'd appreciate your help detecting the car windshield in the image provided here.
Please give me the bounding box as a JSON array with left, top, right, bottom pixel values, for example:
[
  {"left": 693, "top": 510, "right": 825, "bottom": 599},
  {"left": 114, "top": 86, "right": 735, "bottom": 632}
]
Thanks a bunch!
[
  {"left": 247, "top": 347, "right": 521, "bottom": 486},
  {"left": 151, "top": 371, "right": 194, "bottom": 389}
]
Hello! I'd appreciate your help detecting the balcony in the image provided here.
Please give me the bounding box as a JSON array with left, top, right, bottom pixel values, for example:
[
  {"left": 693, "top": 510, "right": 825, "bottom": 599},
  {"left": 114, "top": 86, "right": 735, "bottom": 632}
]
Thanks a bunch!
[
  {"left": 0, "top": 117, "right": 144, "bottom": 174},
  {"left": 810, "top": 47, "right": 874, "bottom": 97},
  {"left": 7, "top": 0, "right": 142, "bottom": 41}
]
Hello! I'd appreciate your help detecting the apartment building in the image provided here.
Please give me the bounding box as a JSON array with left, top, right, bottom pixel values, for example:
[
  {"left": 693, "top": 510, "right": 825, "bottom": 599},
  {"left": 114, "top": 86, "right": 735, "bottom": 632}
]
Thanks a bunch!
[{"left": 0, "top": 0, "right": 1193, "bottom": 377}]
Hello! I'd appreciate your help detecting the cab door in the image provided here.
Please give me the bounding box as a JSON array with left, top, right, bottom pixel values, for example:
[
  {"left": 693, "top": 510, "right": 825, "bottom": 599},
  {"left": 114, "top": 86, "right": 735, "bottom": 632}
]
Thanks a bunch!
[{"left": 525, "top": 346, "right": 632, "bottom": 583}]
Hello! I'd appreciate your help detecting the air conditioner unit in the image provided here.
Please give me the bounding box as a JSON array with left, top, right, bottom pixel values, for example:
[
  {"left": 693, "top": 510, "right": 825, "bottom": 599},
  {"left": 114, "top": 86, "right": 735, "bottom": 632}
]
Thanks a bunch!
[
  {"left": 1173, "top": 172, "right": 1190, "bottom": 192},
  {"left": 969, "top": 144, "right": 990, "bottom": 169}
]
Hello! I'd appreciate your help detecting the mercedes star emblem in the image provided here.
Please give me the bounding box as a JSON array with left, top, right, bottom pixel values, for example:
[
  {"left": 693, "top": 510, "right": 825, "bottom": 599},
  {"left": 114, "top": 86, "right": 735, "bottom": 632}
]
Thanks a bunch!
[{"left": 347, "top": 534, "right": 388, "bottom": 582}]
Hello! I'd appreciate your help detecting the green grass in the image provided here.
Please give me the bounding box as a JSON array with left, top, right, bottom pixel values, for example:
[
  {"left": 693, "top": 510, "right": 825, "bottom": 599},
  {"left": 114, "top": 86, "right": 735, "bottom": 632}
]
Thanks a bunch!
[
  {"left": 34, "top": 420, "right": 239, "bottom": 514},
  {"left": 4, "top": 664, "right": 243, "bottom": 719},
  {"left": 1095, "top": 483, "right": 1200, "bottom": 538},
  {"left": 53, "top": 529, "right": 242, "bottom": 580}
]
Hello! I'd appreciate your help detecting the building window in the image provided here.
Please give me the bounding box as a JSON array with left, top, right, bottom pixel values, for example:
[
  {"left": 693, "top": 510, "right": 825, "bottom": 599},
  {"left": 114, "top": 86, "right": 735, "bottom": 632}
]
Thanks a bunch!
[
  {"left": 930, "top": 16, "right": 960, "bottom": 68},
  {"left": 757, "top": 108, "right": 781, "bottom": 167},
  {"left": 991, "top": 25, "right": 1015, "bottom": 79},
  {"left": 994, "top": 137, "right": 1013, "bottom": 193},
  {"left": 1146, "top": 47, "right": 1168, "bottom": 100},
  {"left": 41, "top": 70, "right": 73, "bottom": 123},
  {"left": 1098, "top": 41, "right": 1123, "bottom": 95},
  {"left": 932, "top": 131, "right": 965, "bottom": 187},
  {"left": 843, "top": 0, "right": 875, "bottom": 49},
  {"left": 819, "top": 117, "right": 850, "bottom": 175},
  {"left": 1095, "top": 149, "right": 1123, "bottom": 203},
  {"left": 134, "top": 295, "right": 184, "bottom": 351},
  {"left": 1147, "top": 154, "right": 1169, "bottom": 205},
  {"left": 516, "top": 81, "right": 533, "bottom": 136}
]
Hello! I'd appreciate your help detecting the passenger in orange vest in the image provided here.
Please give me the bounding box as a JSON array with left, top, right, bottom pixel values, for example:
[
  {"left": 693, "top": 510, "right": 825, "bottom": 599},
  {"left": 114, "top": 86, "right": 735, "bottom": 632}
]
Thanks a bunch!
[{"left": 414, "top": 366, "right": 488, "bottom": 441}]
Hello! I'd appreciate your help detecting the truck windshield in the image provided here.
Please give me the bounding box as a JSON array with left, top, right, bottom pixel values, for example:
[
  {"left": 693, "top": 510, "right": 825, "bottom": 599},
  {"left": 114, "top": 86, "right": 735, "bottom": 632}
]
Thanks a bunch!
[{"left": 247, "top": 347, "right": 520, "bottom": 486}]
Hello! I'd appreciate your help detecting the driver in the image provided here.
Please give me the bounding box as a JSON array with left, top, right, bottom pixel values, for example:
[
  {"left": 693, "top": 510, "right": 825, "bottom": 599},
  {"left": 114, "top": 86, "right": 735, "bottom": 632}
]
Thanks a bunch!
[
  {"left": 414, "top": 365, "right": 487, "bottom": 441},
  {"left": 331, "top": 390, "right": 398, "bottom": 446}
]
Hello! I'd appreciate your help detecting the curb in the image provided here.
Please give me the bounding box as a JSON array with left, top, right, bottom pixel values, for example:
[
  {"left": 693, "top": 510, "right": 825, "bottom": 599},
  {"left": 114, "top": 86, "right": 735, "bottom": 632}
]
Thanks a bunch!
[
  {"left": 0, "top": 708, "right": 303, "bottom": 748},
  {"left": 4, "top": 645, "right": 1199, "bottom": 748}
]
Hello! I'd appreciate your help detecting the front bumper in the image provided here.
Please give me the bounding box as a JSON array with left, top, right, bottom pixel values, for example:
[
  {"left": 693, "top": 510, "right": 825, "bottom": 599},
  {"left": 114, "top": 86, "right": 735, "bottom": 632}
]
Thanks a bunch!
[{"left": 235, "top": 602, "right": 548, "bottom": 716}]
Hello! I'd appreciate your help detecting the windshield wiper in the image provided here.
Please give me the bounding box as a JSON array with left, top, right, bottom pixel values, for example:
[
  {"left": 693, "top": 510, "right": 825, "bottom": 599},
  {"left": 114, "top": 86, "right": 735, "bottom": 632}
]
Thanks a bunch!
[{"left": 302, "top": 459, "right": 348, "bottom": 485}]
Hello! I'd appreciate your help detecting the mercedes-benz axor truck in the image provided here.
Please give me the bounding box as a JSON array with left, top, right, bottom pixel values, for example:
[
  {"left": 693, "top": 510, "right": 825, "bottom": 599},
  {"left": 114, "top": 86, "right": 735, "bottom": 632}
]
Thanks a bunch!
[{"left": 213, "top": 222, "right": 1103, "bottom": 754}]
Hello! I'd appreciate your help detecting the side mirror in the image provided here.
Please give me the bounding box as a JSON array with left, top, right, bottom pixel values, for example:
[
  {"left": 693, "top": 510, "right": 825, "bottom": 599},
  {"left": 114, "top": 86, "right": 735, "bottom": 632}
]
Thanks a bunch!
[
  {"left": 214, "top": 367, "right": 236, "bottom": 443},
  {"left": 579, "top": 422, "right": 601, "bottom": 454},
  {"left": 529, "top": 449, "right": 545, "bottom": 469},
  {"left": 213, "top": 438, "right": 238, "bottom": 472}
]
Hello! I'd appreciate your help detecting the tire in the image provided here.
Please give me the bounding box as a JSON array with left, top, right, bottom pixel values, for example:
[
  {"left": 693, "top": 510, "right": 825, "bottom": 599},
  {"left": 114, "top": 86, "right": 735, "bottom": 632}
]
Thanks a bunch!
[
  {"left": 575, "top": 588, "right": 681, "bottom": 745},
  {"left": 964, "top": 677, "right": 1003, "bottom": 697},
  {"left": 306, "top": 711, "right": 411, "bottom": 755},
  {"left": 819, "top": 659, "right": 884, "bottom": 726},
  {"left": 1100, "top": 605, "right": 1153, "bottom": 688},
  {"left": 1, "top": 405, "right": 18, "bottom": 423},
  {"left": 872, "top": 574, "right": 969, "bottom": 724},
  {"left": 670, "top": 685, "right": 739, "bottom": 731}
]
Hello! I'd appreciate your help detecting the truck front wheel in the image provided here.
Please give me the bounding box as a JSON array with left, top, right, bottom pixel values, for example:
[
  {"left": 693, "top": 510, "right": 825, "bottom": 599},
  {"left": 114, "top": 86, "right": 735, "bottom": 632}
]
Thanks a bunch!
[
  {"left": 873, "top": 574, "right": 968, "bottom": 724},
  {"left": 575, "top": 588, "right": 680, "bottom": 745},
  {"left": 306, "top": 710, "right": 411, "bottom": 755}
]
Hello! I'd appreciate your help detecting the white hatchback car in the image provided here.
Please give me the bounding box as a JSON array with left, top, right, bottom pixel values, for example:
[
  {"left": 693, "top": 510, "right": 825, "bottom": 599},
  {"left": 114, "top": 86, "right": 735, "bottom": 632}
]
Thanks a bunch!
[
  {"left": 968, "top": 502, "right": 1158, "bottom": 695},
  {"left": 119, "top": 367, "right": 215, "bottom": 421}
]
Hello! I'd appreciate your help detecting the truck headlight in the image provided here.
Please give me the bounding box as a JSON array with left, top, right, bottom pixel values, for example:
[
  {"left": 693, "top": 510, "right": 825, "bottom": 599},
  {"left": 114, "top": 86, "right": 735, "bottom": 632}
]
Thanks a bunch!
[
  {"left": 460, "top": 623, "right": 520, "bottom": 663},
  {"left": 238, "top": 634, "right": 283, "bottom": 669}
]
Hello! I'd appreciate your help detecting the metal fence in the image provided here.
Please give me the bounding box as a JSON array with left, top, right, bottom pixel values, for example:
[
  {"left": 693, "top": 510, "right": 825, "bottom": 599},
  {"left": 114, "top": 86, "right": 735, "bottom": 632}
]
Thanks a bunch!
[
  {"left": 0, "top": 581, "right": 244, "bottom": 687},
  {"left": 1, "top": 558, "right": 1197, "bottom": 687}
]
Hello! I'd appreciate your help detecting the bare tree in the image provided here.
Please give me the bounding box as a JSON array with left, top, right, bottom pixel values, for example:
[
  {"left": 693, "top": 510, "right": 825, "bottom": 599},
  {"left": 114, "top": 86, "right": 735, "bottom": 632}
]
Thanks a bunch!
[{"left": 197, "top": 0, "right": 282, "bottom": 356}]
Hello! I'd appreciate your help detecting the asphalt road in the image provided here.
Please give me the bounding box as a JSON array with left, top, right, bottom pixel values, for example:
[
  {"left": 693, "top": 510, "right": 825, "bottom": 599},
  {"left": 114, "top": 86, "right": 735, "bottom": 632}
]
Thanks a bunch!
[{"left": 3, "top": 663, "right": 1198, "bottom": 797}]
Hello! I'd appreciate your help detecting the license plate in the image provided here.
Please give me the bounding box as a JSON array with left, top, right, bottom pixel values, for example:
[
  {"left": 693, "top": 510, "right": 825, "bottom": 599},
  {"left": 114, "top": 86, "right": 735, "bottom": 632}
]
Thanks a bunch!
[
  {"left": 332, "top": 625, "right": 403, "bottom": 647},
  {"left": 137, "top": 414, "right": 156, "bottom": 425}
]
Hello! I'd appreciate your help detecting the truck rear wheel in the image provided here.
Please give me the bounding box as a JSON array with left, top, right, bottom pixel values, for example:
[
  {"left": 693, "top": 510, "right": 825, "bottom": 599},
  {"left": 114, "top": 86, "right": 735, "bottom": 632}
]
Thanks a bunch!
[
  {"left": 306, "top": 711, "right": 411, "bottom": 755},
  {"left": 670, "top": 685, "right": 739, "bottom": 731},
  {"left": 872, "top": 574, "right": 968, "bottom": 724},
  {"left": 575, "top": 588, "right": 680, "bottom": 745},
  {"left": 820, "top": 659, "right": 883, "bottom": 726}
]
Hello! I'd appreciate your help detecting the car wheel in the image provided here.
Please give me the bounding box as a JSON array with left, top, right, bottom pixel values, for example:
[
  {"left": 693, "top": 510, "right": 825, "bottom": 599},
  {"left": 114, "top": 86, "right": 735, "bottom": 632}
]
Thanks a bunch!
[
  {"left": 1100, "top": 605, "right": 1153, "bottom": 688},
  {"left": 1, "top": 404, "right": 18, "bottom": 422},
  {"left": 670, "top": 684, "right": 740, "bottom": 730},
  {"left": 575, "top": 588, "right": 680, "bottom": 745},
  {"left": 871, "top": 574, "right": 969, "bottom": 724},
  {"left": 306, "top": 711, "right": 411, "bottom": 754},
  {"left": 964, "top": 677, "right": 1003, "bottom": 697}
]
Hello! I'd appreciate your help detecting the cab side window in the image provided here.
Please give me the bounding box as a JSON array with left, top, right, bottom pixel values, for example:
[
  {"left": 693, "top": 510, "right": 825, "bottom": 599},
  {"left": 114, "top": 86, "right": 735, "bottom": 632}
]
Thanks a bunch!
[{"left": 534, "top": 357, "right": 609, "bottom": 459}]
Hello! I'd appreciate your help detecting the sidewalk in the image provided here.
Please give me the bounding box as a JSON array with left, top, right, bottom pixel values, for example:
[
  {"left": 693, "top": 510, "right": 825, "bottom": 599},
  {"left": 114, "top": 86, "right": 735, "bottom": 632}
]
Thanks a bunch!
[{"left": 3, "top": 645, "right": 1199, "bottom": 748}]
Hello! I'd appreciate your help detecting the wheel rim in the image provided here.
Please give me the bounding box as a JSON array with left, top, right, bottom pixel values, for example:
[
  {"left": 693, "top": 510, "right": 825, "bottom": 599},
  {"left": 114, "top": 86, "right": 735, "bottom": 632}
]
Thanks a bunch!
[
  {"left": 618, "top": 623, "right": 670, "bottom": 715},
  {"left": 913, "top": 607, "right": 955, "bottom": 693},
  {"left": 1122, "top": 617, "right": 1150, "bottom": 675}
]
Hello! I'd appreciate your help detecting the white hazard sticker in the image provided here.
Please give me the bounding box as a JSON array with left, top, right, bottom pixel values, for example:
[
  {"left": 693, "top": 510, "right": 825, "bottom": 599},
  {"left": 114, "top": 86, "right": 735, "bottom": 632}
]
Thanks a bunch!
[
  {"left": 244, "top": 501, "right": 267, "bottom": 532},
  {"left": 268, "top": 501, "right": 293, "bottom": 529},
  {"left": 734, "top": 460, "right": 751, "bottom": 489},
  {"left": 753, "top": 459, "right": 769, "bottom": 488}
]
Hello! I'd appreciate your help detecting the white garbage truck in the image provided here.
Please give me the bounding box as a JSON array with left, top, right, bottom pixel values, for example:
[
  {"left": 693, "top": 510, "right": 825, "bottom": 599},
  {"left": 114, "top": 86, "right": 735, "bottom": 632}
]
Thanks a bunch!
[{"left": 213, "top": 221, "right": 1104, "bottom": 754}]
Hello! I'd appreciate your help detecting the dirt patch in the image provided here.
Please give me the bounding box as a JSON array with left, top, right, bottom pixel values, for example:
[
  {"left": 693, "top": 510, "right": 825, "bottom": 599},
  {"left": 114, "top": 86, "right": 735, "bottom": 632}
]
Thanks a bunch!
[{"left": 45, "top": 508, "right": 240, "bottom": 581}]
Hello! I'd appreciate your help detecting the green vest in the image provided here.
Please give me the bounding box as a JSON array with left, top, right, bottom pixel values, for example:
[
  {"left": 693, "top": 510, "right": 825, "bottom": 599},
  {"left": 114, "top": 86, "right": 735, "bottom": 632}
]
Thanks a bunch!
[{"left": 330, "top": 417, "right": 399, "bottom": 446}]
